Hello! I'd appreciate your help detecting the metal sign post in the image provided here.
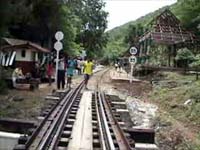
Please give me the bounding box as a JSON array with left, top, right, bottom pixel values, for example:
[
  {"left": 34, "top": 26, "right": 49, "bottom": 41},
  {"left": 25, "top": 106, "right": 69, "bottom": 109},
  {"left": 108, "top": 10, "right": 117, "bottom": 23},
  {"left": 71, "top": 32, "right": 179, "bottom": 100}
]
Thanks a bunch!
[
  {"left": 129, "top": 46, "right": 138, "bottom": 83},
  {"left": 54, "top": 31, "right": 64, "bottom": 85},
  {"left": 129, "top": 56, "right": 137, "bottom": 83}
]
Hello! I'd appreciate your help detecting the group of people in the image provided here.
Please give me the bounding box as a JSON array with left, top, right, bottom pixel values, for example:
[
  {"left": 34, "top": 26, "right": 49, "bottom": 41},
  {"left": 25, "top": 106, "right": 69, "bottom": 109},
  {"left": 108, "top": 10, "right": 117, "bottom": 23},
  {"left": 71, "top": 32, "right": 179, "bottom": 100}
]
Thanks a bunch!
[
  {"left": 47, "top": 55, "right": 94, "bottom": 90},
  {"left": 12, "top": 56, "right": 94, "bottom": 90}
]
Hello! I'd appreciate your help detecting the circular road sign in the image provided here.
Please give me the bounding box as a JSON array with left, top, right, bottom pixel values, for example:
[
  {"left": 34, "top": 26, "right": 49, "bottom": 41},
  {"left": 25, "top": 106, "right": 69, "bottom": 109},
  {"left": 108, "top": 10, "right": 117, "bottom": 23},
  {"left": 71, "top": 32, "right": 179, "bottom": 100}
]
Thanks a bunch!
[
  {"left": 129, "top": 47, "right": 138, "bottom": 55},
  {"left": 55, "top": 31, "right": 64, "bottom": 41},
  {"left": 129, "top": 56, "right": 137, "bottom": 64},
  {"left": 54, "top": 41, "right": 63, "bottom": 51}
]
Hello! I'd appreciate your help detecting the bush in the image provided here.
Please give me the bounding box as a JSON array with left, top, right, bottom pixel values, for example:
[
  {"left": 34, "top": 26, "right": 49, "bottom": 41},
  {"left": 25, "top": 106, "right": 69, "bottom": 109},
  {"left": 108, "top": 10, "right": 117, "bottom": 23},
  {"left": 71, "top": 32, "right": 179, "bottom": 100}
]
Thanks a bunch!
[{"left": 175, "top": 48, "right": 194, "bottom": 68}]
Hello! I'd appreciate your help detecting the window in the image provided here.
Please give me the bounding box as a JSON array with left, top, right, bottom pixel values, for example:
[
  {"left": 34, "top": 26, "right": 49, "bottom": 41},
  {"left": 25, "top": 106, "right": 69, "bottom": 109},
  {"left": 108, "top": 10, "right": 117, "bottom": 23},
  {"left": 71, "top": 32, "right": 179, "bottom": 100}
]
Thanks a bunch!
[
  {"left": 21, "top": 50, "right": 26, "bottom": 57},
  {"left": 32, "top": 52, "right": 36, "bottom": 61}
]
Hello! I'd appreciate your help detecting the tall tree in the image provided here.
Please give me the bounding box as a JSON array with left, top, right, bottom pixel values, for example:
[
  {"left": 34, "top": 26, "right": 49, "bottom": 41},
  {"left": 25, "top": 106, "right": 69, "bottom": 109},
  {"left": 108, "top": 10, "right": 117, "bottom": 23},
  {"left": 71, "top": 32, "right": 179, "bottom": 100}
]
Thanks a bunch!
[
  {"left": 124, "top": 24, "right": 144, "bottom": 48},
  {"left": 174, "top": 0, "right": 200, "bottom": 35},
  {"left": 75, "top": 0, "right": 108, "bottom": 57}
]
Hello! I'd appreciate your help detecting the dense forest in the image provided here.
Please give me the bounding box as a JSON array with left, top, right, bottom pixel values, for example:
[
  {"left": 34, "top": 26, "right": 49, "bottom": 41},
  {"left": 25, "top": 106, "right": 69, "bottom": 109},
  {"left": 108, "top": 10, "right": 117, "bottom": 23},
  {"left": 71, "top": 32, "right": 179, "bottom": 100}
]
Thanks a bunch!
[
  {"left": 0, "top": 0, "right": 108, "bottom": 57},
  {"left": 0, "top": 0, "right": 200, "bottom": 61},
  {"left": 105, "top": 0, "right": 200, "bottom": 63}
]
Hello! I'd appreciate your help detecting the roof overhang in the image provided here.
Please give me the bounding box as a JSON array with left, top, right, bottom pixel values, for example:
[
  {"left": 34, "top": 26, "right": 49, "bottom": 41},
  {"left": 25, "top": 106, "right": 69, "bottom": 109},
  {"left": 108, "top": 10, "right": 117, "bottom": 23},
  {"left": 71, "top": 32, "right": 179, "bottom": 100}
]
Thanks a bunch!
[{"left": 0, "top": 38, "right": 50, "bottom": 53}]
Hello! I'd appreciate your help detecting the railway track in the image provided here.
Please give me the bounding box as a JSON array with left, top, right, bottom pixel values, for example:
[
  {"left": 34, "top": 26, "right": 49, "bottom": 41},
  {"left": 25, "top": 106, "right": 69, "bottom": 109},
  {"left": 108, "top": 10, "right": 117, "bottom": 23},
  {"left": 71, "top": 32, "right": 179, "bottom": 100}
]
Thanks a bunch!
[
  {"left": 14, "top": 82, "right": 84, "bottom": 150},
  {"left": 14, "top": 68, "right": 156, "bottom": 150}
]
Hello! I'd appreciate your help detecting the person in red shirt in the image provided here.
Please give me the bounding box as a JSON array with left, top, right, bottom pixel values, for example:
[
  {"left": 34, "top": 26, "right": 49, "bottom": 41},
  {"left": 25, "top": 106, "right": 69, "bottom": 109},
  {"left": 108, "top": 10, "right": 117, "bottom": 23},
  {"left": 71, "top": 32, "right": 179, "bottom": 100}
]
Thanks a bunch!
[{"left": 47, "top": 62, "right": 54, "bottom": 86}]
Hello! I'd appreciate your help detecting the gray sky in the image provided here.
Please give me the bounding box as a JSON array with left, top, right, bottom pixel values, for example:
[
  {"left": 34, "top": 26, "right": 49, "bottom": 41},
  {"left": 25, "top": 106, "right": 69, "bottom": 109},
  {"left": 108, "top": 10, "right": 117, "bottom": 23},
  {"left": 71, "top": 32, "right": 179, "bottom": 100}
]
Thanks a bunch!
[{"left": 104, "top": 0, "right": 177, "bottom": 30}]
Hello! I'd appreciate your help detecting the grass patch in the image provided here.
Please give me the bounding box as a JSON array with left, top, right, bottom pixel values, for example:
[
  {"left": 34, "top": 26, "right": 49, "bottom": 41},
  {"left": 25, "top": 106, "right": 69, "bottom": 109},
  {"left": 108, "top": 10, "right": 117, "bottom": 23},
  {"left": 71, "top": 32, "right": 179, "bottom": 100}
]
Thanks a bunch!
[{"left": 150, "top": 72, "right": 200, "bottom": 148}]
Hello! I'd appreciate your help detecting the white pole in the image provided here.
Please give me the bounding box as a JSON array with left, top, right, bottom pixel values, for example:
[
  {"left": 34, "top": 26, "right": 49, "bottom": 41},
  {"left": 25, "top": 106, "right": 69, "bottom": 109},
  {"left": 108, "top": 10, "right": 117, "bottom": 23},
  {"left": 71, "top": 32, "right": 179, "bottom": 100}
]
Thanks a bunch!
[
  {"left": 54, "top": 31, "right": 64, "bottom": 87},
  {"left": 130, "top": 64, "right": 134, "bottom": 83},
  {"left": 56, "top": 50, "right": 59, "bottom": 85}
]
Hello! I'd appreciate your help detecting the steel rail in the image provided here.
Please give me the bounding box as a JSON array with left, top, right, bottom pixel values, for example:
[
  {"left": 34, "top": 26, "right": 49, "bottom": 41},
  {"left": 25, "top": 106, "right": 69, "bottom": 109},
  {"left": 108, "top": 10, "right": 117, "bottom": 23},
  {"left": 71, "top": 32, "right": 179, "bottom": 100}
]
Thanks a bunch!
[
  {"left": 95, "top": 92, "right": 107, "bottom": 150},
  {"left": 98, "top": 92, "right": 116, "bottom": 150},
  {"left": 95, "top": 68, "right": 133, "bottom": 149},
  {"left": 49, "top": 82, "right": 84, "bottom": 149},
  {"left": 103, "top": 93, "right": 133, "bottom": 149},
  {"left": 101, "top": 92, "right": 133, "bottom": 150},
  {"left": 38, "top": 83, "right": 83, "bottom": 150},
  {"left": 27, "top": 82, "right": 84, "bottom": 150},
  {"left": 24, "top": 89, "right": 70, "bottom": 149}
]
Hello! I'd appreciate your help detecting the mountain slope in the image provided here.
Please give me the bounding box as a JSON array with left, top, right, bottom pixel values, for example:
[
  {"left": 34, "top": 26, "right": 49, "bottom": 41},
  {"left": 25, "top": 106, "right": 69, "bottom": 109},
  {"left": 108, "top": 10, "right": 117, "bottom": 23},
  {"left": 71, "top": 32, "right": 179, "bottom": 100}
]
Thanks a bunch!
[{"left": 104, "top": 0, "right": 200, "bottom": 61}]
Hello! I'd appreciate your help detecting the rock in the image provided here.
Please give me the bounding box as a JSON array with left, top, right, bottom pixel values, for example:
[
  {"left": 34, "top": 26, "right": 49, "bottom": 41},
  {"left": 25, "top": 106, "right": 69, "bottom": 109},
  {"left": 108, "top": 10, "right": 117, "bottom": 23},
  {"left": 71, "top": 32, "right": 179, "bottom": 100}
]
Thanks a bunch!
[
  {"left": 184, "top": 99, "right": 192, "bottom": 105},
  {"left": 13, "top": 96, "right": 24, "bottom": 101},
  {"left": 170, "top": 104, "right": 178, "bottom": 108}
]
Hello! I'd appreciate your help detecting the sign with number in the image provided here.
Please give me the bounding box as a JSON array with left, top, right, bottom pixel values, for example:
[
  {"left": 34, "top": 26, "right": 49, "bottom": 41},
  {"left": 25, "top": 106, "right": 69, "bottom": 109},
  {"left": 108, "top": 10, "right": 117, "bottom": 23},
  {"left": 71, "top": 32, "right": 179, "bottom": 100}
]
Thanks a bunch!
[
  {"left": 129, "top": 56, "right": 137, "bottom": 64},
  {"left": 54, "top": 41, "right": 63, "bottom": 51},
  {"left": 129, "top": 47, "right": 138, "bottom": 55},
  {"left": 55, "top": 31, "right": 64, "bottom": 41}
]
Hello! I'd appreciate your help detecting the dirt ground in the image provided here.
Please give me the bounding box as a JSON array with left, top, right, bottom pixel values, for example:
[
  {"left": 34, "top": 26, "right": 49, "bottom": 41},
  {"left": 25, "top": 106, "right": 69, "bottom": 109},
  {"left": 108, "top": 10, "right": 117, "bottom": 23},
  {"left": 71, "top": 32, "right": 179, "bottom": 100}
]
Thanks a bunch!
[
  {"left": 92, "top": 68, "right": 200, "bottom": 150},
  {"left": 0, "top": 84, "right": 55, "bottom": 120}
]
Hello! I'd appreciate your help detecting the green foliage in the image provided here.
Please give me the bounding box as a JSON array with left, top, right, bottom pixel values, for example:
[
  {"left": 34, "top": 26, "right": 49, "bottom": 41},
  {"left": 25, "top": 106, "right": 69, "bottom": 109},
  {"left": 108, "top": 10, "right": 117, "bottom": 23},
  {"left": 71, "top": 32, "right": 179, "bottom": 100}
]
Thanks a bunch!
[
  {"left": 124, "top": 24, "right": 144, "bottom": 47},
  {"left": 75, "top": 0, "right": 108, "bottom": 57},
  {"left": 0, "top": 0, "right": 108, "bottom": 57},
  {"left": 148, "top": 45, "right": 169, "bottom": 66},
  {"left": 175, "top": 48, "right": 194, "bottom": 61},
  {"left": 150, "top": 72, "right": 200, "bottom": 148},
  {"left": 172, "top": 0, "right": 200, "bottom": 35},
  {"left": 190, "top": 54, "right": 200, "bottom": 68},
  {"left": 105, "top": 6, "right": 169, "bottom": 62},
  {"left": 106, "top": 0, "right": 200, "bottom": 64}
]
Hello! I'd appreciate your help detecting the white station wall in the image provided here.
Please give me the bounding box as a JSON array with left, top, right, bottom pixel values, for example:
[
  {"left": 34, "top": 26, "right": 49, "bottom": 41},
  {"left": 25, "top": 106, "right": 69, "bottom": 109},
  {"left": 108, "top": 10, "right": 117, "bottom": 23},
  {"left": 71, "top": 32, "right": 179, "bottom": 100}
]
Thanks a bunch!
[{"left": 15, "top": 49, "right": 38, "bottom": 62}]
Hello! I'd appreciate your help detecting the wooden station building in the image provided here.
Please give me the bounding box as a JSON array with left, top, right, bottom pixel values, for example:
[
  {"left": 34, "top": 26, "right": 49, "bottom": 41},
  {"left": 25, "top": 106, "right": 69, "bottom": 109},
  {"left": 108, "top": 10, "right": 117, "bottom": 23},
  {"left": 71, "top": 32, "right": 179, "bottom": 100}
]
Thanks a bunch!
[{"left": 0, "top": 38, "right": 50, "bottom": 75}]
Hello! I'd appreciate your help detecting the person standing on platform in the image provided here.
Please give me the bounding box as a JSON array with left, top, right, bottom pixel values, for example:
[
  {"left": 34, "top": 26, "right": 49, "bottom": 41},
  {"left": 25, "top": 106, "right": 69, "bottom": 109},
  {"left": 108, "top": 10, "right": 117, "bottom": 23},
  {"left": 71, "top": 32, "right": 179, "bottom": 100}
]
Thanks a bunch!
[
  {"left": 83, "top": 58, "right": 94, "bottom": 90},
  {"left": 46, "top": 62, "right": 54, "bottom": 86},
  {"left": 57, "top": 56, "right": 65, "bottom": 90},
  {"left": 76, "top": 57, "right": 82, "bottom": 75},
  {"left": 66, "top": 57, "right": 76, "bottom": 88}
]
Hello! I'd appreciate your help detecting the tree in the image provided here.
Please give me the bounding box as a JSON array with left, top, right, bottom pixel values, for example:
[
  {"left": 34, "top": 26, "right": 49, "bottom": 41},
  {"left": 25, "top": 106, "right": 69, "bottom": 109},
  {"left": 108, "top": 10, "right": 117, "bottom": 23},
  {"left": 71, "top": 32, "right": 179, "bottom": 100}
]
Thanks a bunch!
[
  {"left": 1, "top": 0, "right": 80, "bottom": 54},
  {"left": 75, "top": 0, "right": 108, "bottom": 58},
  {"left": 124, "top": 23, "right": 144, "bottom": 48},
  {"left": 190, "top": 54, "right": 200, "bottom": 80},
  {"left": 174, "top": 0, "right": 200, "bottom": 36},
  {"left": 175, "top": 48, "right": 194, "bottom": 70}
]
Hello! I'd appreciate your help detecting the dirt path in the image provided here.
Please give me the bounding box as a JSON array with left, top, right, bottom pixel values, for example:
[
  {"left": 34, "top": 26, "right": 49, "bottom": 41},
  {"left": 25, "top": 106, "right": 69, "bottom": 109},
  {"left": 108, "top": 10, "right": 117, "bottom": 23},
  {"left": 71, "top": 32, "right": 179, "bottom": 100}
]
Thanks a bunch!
[{"left": 0, "top": 84, "right": 55, "bottom": 120}]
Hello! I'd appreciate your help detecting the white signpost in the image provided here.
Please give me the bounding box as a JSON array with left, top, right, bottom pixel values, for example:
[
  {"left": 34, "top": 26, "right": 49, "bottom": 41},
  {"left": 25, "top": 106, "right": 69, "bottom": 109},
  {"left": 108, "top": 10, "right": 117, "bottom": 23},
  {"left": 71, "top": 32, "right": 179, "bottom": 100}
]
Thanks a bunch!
[
  {"left": 129, "top": 56, "right": 137, "bottom": 64},
  {"left": 129, "top": 47, "right": 138, "bottom": 55},
  {"left": 54, "top": 31, "right": 64, "bottom": 85},
  {"left": 129, "top": 47, "right": 138, "bottom": 83}
]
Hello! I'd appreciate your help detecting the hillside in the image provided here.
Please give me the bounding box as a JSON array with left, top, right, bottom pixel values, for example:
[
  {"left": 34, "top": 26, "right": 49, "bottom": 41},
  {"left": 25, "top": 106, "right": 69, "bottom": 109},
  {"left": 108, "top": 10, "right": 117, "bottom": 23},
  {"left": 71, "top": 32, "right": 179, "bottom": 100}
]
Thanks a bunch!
[
  {"left": 104, "top": 0, "right": 200, "bottom": 60},
  {"left": 104, "top": 5, "right": 170, "bottom": 60}
]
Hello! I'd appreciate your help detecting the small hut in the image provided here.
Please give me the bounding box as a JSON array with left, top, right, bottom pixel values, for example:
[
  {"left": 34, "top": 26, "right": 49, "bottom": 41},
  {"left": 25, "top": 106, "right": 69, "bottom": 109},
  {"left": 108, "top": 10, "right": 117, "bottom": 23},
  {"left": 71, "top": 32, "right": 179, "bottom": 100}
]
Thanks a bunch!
[{"left": 0, "top": 38, "right": 50, "bottom": 75}]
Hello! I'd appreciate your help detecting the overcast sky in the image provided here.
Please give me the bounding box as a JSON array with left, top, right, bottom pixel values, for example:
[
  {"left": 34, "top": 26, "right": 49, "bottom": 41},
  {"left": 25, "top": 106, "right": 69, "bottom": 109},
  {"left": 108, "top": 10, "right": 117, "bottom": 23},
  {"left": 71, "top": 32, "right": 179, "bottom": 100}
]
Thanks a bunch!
[{"left": 104, "top": 0, "right": 177, "bottom": 31}]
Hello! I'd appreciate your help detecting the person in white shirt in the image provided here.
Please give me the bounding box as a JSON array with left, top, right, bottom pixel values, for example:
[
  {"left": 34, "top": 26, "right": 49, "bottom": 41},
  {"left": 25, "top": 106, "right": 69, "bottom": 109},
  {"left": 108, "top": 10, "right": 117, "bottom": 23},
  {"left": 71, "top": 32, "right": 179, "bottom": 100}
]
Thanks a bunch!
[{"left": 57, "top": 57, "right": 66, "bottom": 89}]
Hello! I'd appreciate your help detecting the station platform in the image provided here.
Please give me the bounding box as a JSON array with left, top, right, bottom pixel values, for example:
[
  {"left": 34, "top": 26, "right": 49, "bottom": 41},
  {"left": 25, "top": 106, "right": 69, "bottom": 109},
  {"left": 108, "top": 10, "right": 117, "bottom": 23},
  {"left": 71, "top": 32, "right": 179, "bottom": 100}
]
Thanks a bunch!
[{"left": 110, "top": 69, "right": 140, "bottom": 82}]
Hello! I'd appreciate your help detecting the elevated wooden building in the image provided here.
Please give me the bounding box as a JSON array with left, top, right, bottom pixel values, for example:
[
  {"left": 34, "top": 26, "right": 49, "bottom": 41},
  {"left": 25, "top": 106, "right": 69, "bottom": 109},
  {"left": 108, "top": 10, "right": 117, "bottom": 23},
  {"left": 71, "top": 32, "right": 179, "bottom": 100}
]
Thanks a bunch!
[{"left": 139, "top": 9, "right": 199, "bottom": 66}]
